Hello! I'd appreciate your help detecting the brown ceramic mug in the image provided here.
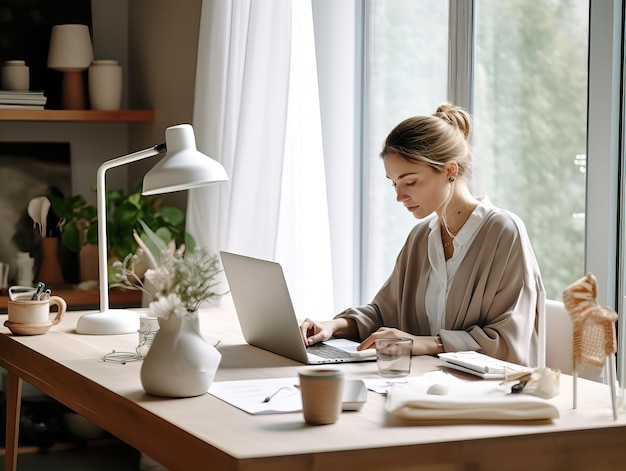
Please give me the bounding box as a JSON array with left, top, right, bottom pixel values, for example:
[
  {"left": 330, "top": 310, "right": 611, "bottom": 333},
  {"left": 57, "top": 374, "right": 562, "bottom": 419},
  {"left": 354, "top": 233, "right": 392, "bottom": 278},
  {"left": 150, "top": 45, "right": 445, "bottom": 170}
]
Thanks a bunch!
[{"left": 298, "top": 368, "right": 344, "bottom": 425}]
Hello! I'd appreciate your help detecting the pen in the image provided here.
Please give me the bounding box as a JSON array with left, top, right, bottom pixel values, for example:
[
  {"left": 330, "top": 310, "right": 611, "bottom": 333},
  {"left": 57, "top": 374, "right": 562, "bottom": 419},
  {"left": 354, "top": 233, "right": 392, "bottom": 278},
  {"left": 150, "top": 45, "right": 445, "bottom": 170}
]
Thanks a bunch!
[
  {"left": 511, "top": 381, "right": 527, "bottom": 394},
  {"left": 31, "top": 281, "right": 45, "bottom": 301},
  {"left": 262, "top": 386, "right": 294, "bottom": 403}
]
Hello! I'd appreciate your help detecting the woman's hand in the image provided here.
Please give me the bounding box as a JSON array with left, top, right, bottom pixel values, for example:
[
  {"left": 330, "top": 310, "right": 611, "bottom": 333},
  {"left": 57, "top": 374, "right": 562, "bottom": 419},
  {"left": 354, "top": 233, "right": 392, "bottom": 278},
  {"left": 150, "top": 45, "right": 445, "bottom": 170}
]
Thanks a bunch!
[
  {"left": 299, "top": 317, "right": 358, "bottom": 347},
  {"left": 357, "top": 327, "right": 410, "bottom": 350},
  {"left": 358, "top": 327, "right": 443, "bottom": 355},
  {"left": 299, "top": 318, "right": 335, "bottom": 346}
]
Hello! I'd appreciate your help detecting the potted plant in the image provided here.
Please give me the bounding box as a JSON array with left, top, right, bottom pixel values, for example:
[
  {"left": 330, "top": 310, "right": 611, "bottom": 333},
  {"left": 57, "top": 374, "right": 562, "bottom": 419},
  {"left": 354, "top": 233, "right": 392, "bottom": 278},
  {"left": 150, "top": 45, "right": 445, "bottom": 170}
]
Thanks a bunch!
[
  {"left": 105, "top": 180, "right": 189, "bottom": 260},
  {"left": 48, "top": 194, "right": 98, "bottom": 254},
  {"left": 47, "top": 193, "right": 98, "bottom": 282},
  {"left": 49, "top": 180, "right": 189, "bottom": 282}
]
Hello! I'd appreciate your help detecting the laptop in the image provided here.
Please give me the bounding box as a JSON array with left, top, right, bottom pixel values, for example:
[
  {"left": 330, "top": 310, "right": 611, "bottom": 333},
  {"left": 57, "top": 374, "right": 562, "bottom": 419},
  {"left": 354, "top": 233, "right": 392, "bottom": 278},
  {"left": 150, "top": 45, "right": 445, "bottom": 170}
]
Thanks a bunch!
[{"left": 220, "top": 251, "right": 376, "bottom": 364}]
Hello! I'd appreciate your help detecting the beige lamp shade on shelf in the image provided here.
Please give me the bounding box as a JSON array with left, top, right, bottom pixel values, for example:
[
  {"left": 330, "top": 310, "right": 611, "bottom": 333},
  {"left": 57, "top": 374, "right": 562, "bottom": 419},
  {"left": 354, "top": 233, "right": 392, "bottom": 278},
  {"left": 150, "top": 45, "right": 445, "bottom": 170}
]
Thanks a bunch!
[{"left": 47, "top": 24, "right": 94, "bottom": 109}]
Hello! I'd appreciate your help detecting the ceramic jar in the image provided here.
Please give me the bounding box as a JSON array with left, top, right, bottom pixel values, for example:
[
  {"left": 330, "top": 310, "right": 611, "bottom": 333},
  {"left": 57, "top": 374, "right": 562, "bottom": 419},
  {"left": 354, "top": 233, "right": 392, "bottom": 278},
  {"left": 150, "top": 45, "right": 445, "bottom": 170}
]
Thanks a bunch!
[
  {"left": 2, "top": 60, "right": 29, "bottom": 90},
  {"left": 88, "top": 60, "right": 122, "bottom": 110},
  {"left": 140, "top": 311, "right": 222, "bottom": 398},
  {"left": 15, "top": 252, "right": 34, "bottom": 286},
  {"left": 36, "top": 237, "right": 64, "bottom": 285},
  {"left": 79, "top": 244, "right": 99, "bottom": 282}
]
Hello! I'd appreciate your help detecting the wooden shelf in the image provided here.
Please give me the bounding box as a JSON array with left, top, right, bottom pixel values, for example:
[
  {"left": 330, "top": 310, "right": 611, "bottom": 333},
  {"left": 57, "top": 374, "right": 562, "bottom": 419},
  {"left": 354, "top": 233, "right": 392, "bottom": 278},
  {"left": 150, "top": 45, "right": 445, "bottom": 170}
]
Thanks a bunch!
[
  {"left": 0, "top": 109, "right": 155, "bottom": 122},
  {"left": 0, "top": 288, "right": 142, "bottom": 313}
]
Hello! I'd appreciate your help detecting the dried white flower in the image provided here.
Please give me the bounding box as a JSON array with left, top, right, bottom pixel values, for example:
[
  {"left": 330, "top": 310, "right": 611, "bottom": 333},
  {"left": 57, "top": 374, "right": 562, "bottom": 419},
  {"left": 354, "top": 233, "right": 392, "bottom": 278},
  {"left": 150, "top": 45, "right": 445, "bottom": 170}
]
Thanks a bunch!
[
  {"left": 148, "top": 293, "right": 187, "bottom": 319},
  {"left": 111, "top": 226, "right": 223, "bottom": 318}
]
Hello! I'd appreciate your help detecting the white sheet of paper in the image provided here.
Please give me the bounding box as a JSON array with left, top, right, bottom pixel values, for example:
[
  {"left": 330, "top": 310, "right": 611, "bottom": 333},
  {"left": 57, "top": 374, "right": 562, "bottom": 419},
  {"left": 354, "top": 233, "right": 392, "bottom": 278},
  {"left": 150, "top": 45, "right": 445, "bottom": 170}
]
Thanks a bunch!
[
  {"left": 209, "top": 377, "right": 302, "bottom": 415},
  {"left": 363, "top": 370, "right": 466, "bottom": 394}
]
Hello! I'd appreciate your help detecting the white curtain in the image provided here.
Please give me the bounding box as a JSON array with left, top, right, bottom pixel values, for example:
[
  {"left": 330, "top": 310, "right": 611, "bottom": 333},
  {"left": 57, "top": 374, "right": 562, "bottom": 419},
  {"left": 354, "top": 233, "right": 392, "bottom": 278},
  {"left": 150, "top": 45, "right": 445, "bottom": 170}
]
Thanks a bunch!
[{"left": 188, "top": 0, "right": 333, "bottom": 319}]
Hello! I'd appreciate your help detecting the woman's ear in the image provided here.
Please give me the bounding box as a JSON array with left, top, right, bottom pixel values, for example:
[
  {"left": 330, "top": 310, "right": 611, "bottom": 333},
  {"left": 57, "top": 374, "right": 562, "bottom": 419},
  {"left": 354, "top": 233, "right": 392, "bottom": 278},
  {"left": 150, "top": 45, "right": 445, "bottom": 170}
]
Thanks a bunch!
[{"left": 445, "top": 162, "right": 458, "bottom": 180}]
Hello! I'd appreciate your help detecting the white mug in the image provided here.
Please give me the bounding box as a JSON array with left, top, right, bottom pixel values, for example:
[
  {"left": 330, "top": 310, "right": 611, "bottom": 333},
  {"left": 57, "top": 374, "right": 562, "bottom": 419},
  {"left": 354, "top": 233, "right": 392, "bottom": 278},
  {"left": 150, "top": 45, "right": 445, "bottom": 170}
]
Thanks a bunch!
[{"left": 7, "top": 296, "right": 67, "bottom": 325}]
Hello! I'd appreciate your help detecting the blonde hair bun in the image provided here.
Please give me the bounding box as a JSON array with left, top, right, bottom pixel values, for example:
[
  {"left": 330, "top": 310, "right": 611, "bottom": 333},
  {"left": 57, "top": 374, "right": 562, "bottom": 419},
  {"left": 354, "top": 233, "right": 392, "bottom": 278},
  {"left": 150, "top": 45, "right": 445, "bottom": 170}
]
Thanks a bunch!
[
  {"left": 381, "top": 102, "right": 474, "bottom": 181},
  {"left": 434, "top": 103, "right": 472, "bottom": 140}
]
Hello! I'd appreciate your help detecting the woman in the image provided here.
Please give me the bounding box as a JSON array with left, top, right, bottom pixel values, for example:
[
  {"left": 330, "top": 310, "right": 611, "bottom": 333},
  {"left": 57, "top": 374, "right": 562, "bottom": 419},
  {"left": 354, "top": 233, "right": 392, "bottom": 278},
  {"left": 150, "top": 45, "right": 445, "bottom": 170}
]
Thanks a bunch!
[{"left": 300, "top": 103, "right": 543, "bottom": 366}]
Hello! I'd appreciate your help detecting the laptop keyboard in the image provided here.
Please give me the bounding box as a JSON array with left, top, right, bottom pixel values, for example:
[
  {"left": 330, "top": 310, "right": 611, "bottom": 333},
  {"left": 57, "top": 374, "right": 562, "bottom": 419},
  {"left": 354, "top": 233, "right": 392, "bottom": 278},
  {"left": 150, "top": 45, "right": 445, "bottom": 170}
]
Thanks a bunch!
[{"left": 306, "top": 343, "right": 353, "bottom": 359}]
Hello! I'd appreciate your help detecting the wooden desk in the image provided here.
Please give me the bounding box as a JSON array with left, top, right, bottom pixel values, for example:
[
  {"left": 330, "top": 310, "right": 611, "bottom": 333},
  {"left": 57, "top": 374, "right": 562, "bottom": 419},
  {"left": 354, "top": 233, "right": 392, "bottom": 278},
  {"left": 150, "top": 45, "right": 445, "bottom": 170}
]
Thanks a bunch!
[{"left": 1, "top": 308, "right": 625, "bottom": 471}]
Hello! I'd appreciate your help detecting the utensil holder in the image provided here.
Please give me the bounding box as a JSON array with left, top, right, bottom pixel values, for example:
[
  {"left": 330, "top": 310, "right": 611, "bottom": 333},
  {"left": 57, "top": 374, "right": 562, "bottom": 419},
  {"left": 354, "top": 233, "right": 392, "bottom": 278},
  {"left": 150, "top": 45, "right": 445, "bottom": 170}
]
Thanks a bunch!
[{"left": 36, "top": 238, "right": 65, "bottom": 285}]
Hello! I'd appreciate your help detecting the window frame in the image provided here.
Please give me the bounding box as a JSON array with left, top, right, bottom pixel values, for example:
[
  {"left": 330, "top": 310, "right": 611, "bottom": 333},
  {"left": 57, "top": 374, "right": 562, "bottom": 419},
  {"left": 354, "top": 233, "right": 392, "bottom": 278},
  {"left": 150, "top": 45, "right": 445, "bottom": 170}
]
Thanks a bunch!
[{"left": 587, "top": 0, "right": 622, "bottom": 310}]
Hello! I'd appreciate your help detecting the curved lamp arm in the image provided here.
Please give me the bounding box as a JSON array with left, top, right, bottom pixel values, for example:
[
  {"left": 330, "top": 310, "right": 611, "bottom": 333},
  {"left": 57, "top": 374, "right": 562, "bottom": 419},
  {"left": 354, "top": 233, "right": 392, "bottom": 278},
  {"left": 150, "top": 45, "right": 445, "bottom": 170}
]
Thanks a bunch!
[
  {"left": 75, "top": 143, "right": 165, "bottom": 335},
  {"left": 96, "top": 143, "right": 166, "bottom": 312}
]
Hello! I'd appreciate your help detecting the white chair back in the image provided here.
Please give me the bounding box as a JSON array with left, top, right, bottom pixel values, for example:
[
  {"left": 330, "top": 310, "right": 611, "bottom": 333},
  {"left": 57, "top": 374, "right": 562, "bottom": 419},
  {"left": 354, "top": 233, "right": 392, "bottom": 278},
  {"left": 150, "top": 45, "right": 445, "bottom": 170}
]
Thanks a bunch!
[
  {"left": 545, "top": 299, "right": 573, "bottom": 374},
  {"left": 545, "top": 298, "right": 604, "bottom": 381}
]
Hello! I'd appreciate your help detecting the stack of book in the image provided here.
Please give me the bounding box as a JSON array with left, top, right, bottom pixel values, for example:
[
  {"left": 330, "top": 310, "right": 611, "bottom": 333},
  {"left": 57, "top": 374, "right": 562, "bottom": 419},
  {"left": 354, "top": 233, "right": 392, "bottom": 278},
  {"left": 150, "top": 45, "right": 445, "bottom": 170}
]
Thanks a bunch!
[{"left": 0, "top": 90, "right": 47, "bottom": 110}]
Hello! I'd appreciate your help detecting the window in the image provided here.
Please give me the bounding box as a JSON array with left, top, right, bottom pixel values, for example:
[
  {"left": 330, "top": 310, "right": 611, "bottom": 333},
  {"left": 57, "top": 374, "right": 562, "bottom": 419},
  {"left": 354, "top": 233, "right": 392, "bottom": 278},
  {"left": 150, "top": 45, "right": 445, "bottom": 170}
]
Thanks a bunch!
[
  {"left": 361, "top": 0, "right": 449, "bottom": 301},
  {"left": 472, "top": 0, "right": 589, "bottom": 299},
  {"left": 361, "top": 0, "right": 589, "bottom": 302}
]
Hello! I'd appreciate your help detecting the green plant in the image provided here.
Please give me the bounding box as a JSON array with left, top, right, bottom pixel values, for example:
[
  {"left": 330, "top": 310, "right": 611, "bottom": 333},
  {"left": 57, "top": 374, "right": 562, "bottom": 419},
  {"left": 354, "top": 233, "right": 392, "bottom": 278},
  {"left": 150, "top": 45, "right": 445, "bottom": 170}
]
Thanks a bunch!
[
  {"left": 49, "top": 180, "right": 190, "bottom": 260},
  {"left": 105, "top": 180, "right": 188, "bottom": 260},
  {"left": 48, "top": 194, "right": 97, "bottom": 252}
]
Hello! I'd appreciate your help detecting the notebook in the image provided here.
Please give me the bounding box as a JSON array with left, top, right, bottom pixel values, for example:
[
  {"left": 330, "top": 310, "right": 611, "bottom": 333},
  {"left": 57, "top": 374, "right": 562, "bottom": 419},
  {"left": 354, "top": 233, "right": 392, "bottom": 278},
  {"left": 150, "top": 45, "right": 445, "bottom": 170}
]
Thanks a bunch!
[
  {"left": 220, "top": 251, "right": 376, "bottom": 364},
  {"left": 438, "top": 351, "right": 531, "bottom": 379}
]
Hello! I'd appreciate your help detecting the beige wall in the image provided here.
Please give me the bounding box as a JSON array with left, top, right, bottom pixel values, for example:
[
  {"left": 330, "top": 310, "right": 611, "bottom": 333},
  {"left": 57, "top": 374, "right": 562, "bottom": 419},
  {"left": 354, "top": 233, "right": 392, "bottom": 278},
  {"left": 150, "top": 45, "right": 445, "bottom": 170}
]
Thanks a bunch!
[
  {"left": 127, "top": 0, "right": 202, "bottom": 209},
  {"left": 0, "top": 0, "right": 202, "bottom": 207}
]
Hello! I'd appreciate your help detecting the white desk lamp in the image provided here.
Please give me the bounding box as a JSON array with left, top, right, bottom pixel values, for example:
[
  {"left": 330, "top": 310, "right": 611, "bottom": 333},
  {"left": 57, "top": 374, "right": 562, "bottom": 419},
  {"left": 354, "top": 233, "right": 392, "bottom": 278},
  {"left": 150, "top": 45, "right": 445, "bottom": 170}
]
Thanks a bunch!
[{"left": 75, "top": 124, "right": 229, "bottom": 334}]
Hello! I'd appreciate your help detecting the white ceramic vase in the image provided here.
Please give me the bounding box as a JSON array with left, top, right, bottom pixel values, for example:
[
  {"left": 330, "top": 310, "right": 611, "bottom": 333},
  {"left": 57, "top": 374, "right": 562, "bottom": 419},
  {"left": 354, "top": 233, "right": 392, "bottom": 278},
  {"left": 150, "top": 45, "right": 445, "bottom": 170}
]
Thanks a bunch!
[
  {"left": 2, "top": 60, "right": 29, "bottom": 90},
  {"left": 140, "top": 311, "right": 221, "bottom": 398},
  {"left": 88, "top": 60, "right": 122, "bottom": 110}
]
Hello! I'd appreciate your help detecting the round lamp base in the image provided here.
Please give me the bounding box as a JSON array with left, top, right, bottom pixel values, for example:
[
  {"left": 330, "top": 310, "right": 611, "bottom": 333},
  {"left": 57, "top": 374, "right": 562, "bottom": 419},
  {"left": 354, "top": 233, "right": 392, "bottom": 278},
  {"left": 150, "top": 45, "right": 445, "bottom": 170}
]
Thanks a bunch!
[{"left": 76, "top": 309, "right": 140, "bottom": 335}]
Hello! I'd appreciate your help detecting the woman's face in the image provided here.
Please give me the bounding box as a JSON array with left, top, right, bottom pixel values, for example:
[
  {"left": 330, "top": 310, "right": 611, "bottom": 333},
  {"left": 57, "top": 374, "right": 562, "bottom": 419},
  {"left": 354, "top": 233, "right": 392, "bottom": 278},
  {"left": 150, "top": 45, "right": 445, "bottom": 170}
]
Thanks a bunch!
[{"left": 383, "top": 152, "right": 452, "bottom": 219}]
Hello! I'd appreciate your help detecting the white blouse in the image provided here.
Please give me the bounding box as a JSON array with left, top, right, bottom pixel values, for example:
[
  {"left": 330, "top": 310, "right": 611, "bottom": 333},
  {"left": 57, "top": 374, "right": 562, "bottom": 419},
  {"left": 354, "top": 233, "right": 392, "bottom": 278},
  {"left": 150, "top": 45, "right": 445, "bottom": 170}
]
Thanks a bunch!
[{"left": 425, "top": 197, "right": 493, "bottom": 335}]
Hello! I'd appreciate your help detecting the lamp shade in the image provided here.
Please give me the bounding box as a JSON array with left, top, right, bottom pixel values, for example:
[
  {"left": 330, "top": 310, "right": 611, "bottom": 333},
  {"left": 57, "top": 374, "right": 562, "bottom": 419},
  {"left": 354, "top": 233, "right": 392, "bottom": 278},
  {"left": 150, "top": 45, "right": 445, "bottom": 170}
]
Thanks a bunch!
[
  {"left": 143, "top": 124, "right": 229, "bottom": 195},
  {"left": 47, "top": 24, "right": 94, "bottom": 71}
]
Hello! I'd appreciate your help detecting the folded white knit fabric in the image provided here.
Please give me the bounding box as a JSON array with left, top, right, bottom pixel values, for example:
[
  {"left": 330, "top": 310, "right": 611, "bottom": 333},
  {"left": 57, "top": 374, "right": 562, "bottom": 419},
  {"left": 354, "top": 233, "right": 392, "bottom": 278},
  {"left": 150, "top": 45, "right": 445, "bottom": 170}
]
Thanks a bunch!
[{"left": 386, "top": 380, "right": 559, "bottom": 422}]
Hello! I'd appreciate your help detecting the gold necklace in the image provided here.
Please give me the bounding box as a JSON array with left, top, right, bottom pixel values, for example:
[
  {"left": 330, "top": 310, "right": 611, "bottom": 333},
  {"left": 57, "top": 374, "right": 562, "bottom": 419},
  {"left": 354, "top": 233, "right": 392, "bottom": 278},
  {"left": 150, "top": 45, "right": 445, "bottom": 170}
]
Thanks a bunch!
[
  {"left": 441, "top": 220, "right": 461, "bottom": 244},
  {"left": 441, "top": 227, "right": 455, "bottom": 249},
  {"left": 442, "top": 200, "right": 478, "bottom": 240},
  {"left": 441, "top": 207, "right": 472, "bottom": 251}
]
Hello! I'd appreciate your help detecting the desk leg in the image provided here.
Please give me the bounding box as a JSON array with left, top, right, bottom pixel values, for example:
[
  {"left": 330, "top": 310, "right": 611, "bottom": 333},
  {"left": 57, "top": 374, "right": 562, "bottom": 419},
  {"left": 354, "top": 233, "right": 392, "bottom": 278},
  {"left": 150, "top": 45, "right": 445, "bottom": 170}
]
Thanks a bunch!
[
  {"left": 608, "top": 353, "right": 618, "bottom": 420},
  {"left": 5, "top": 371, "right": 23, "bottom": 471}
]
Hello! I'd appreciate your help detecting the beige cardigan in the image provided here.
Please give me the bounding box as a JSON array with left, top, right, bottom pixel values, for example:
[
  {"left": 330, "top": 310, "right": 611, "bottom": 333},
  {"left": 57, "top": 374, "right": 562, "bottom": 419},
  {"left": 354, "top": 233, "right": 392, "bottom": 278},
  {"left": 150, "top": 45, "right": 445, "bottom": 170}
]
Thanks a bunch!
[{"left": 336, "top": 207, "right": 543, "bottom": 367}]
